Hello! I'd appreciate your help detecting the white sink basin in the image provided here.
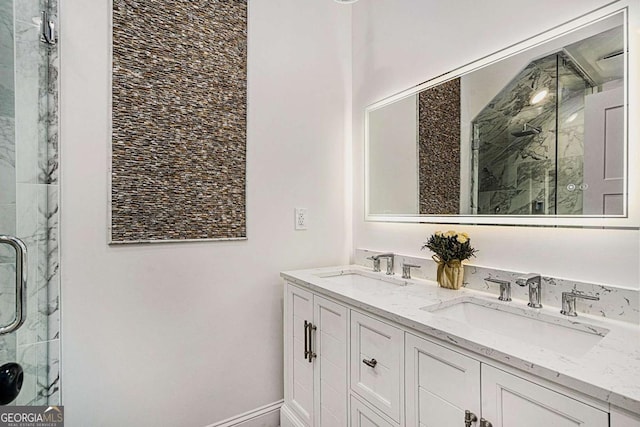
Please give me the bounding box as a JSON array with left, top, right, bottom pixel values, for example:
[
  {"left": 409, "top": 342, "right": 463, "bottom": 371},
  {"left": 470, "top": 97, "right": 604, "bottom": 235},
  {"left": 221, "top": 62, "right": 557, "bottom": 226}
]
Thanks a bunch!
[
  {"left": 314, "top": 269, "right": 409, "bottom": 287},
  {"left": 422, "top": 297, "right": 609, "bottom": 358}
]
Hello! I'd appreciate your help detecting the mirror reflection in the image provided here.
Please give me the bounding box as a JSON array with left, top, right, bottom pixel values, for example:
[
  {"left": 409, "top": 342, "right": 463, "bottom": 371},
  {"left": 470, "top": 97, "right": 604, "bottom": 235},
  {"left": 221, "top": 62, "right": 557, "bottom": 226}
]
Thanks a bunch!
[{"left": 367, "top": 13, "right": 625, "bottom": 218}]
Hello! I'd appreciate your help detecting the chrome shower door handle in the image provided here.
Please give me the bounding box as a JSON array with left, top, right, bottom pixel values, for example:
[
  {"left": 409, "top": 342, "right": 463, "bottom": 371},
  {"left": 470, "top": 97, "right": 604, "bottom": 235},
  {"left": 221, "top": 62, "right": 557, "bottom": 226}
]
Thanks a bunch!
[{"left": 0, "top": 236, "right": 27, "bottom": 335}]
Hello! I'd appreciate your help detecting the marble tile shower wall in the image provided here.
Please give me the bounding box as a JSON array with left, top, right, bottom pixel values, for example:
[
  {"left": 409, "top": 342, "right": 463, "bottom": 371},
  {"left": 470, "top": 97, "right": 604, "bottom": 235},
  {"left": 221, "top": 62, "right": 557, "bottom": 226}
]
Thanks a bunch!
[
  {"left": 355, "top": 249, "right": 640, "bottom": 325},
  {"left": 0, "top": 0, "right": 18, "bottom": 387},
  {"left": 475, "top": 54, "right": 586, "bottom": 216},
  {"left": 0, "top": 0, "right": 60, "bottom": 406},
  {"left": 475, "top": 57, "right": 556, "bottom": 215}
]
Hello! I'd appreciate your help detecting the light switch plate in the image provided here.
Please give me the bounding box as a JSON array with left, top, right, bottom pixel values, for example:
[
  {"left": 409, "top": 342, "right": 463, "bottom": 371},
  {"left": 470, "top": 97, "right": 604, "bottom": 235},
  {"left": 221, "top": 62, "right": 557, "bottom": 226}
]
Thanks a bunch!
[{"left": 295, "top": 208, "right": 308, "bottom": 230}]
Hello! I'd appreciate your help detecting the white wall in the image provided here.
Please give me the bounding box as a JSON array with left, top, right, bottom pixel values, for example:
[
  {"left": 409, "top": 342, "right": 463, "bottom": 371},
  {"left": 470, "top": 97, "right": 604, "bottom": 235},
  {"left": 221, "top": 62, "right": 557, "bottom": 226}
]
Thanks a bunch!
[
  {"left": 60, "top": 1, "right": 351, "bottom": 425},
  {"left": 352, "top": 0, "right": 640, "bottom": 289}
]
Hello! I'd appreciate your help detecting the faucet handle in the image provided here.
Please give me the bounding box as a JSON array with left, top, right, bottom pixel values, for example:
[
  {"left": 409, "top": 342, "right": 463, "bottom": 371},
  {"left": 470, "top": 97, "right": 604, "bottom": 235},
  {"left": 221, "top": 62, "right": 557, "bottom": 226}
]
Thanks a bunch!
[
  {"left": 516, "top": 273, "right": 543, "bottom": 308},
  {"left": 565, "top": 291, "right": 600, "bottom": 301},
  {"left": 484, "top": 277, "right": 512, "bottom": 301},
  {"left": 401, "top": 263, "right": 420, "bottom": 279},
  {"left": 515, "top": 273, "right": 540, "bottom": 287},
  {"left": 366, "top": 256, "right": 381, "bottom": 272},
  {"left": 561, "top": 291, "right": 600, "bottom": 317}
]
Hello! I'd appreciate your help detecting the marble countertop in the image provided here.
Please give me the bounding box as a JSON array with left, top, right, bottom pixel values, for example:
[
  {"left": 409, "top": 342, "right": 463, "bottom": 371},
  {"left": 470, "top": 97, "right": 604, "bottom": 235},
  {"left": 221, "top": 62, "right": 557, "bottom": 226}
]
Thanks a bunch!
[{"left": 282, "top": 265, "right": 640, "bottom": 414}]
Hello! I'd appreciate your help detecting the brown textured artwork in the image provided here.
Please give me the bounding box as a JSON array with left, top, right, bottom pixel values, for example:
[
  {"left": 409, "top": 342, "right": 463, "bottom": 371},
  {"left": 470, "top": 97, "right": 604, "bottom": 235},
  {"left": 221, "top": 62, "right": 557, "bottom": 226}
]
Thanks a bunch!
[
  {"left": 111, "top": 0, "right": 247, "bottom": 242},
  {"left": 418, "top": 78, "right": 461, "bottom": 215}
]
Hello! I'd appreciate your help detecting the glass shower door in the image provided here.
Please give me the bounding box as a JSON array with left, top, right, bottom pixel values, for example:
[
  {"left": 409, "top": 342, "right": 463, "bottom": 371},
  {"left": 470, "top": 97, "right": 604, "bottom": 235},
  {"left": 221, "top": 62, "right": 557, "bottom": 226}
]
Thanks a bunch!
[{"left": 0, "top": 0, "right": 59, "bottom": 406}]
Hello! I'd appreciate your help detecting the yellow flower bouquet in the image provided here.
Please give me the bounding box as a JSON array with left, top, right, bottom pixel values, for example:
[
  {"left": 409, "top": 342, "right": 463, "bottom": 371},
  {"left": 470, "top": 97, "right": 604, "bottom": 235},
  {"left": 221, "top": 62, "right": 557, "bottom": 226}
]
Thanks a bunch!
[{"left": 422, "top": 230, "right": 477, "bottom": 290}]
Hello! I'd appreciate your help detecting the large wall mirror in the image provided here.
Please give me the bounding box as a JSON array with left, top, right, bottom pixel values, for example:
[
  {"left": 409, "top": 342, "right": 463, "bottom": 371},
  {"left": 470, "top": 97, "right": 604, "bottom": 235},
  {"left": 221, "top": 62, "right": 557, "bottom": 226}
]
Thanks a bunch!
[{"left": 366, "top": 3, "right": 639, "bottom": 227}]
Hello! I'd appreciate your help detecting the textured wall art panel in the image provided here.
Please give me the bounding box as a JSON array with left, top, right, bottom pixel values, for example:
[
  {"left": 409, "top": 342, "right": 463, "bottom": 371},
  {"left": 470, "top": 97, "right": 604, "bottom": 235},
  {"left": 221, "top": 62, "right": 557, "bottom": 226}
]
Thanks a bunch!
[
  {"left": 418, "top": 78, "right": 461, "bottom": 214},
  {"left": 111, "top": 0, "right": 247, "bottom": 243}
]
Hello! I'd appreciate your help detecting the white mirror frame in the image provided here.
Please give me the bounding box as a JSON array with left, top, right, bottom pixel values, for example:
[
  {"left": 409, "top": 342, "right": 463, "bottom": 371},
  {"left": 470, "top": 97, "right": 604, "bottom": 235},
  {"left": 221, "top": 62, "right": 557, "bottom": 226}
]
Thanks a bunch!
[{"left": 365, "top": 1, "right": 639, "bottom": 228}]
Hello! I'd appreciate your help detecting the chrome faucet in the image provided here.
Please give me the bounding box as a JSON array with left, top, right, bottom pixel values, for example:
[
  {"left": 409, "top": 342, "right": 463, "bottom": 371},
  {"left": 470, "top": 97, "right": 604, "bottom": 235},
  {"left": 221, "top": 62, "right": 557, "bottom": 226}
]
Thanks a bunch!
[
  {"left": 370, "top": 253, "right": 395, "bottom": 275},
  {"left": 561, "top": 291, "right": 600, "bottom": 317},
  {"left": 402, "top": 263, "right": 421, "bottom": 279},
  {"left": 366, "top": 256, "right": 381, "bottom": 272},
  {"left": 516, "top": 273, "right": 542, "bottom": 308},
  {"left": 484, "top": 277, "right": 512, "bottom": 302}
]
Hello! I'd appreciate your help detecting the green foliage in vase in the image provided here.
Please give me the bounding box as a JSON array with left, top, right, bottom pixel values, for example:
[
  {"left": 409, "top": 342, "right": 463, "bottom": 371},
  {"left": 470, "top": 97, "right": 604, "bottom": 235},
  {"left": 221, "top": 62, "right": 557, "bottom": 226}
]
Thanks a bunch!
[{"left": 422, "top": 230, "right": 477, "bottom": 263}]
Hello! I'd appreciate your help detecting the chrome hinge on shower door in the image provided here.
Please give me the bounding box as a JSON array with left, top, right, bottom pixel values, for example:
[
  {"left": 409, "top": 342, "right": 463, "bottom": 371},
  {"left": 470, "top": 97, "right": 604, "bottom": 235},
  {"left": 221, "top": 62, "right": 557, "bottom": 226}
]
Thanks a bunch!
[{"left": 40, "top": 10, "right": 56, "bottom": 45}]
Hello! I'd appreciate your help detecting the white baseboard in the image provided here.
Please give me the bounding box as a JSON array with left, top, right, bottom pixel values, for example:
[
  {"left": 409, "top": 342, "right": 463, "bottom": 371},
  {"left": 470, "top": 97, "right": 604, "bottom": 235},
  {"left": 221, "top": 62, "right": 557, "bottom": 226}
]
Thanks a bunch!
[
  {"left": 279, "top": 405, "right": 306, "bottom": 427},
  {"left": 206, "top": 400, "right": 283, "bottom": 427}
]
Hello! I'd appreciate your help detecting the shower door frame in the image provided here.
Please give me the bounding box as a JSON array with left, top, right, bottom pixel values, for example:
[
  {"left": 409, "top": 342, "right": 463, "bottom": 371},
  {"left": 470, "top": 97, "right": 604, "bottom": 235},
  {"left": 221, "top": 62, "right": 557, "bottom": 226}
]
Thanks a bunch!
[{"left": 0, "top": 0, "right": 61, "bottom": 406}]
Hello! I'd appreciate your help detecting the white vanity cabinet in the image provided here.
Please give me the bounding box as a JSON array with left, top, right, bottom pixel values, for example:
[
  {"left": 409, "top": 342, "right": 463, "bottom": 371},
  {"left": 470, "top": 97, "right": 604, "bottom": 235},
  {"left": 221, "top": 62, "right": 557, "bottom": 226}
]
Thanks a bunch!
[
  {"left": 405, "top": 333, "right": 608, "bottom": 427},
  {"left": 481, "top": 364, "right": 608, "bottom": 427},
  {"left": 405, "top": 333, "right": 481, "bottom": 426},
  {"left": 350, "top": 310, "right": 404, "bottom": 424},
  {"left": 611, "top": 408, "right": 640, "bottom": 427},
  {"left": 282, "top": 278, "right": 637, "bottom": 427},
  {"left": 282, "top": 283, "right": 349, "bottom": 427},
  {"left": 350, "top": 395, "right": 396, "bottom": 427}
]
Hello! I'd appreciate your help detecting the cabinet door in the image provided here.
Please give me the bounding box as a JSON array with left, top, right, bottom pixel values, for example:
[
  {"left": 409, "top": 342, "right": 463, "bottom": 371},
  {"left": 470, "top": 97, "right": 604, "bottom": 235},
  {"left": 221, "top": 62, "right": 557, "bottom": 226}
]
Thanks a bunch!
[
  {"left": 350, "top": 310, "right": 403, "bottom": 423},
  {"left": 481, "top": 365, "right": 608, "bottom": 427},
  {"left": 350, "top": 395, "right": 396, "bottom": 427},
  {"left": 286, "top": 284, "right": 315, "bottom": 425},
  {"left": 611, "top": 408, "right": 640, "bottom": 427},
  {"left": 405, "top": 333, "right": 481, "bottom": 427},
  {"left": 314, "top": 296, "right": 348, "bottom": 427}
]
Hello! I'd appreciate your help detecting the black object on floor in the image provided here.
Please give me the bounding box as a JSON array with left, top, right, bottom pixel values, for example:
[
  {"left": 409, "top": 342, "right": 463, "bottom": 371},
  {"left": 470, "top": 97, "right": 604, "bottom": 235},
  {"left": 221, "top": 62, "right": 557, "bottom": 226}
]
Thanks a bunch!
[{"left": 0, "top": 362, "right": 23, "bottom": 405}]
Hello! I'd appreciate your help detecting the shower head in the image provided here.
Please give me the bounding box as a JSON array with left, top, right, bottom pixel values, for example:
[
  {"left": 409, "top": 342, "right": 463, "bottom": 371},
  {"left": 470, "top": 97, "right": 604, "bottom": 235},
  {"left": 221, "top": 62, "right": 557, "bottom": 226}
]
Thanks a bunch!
[{"left": 511, "top": 123, "right": 541, "bottom": 137}]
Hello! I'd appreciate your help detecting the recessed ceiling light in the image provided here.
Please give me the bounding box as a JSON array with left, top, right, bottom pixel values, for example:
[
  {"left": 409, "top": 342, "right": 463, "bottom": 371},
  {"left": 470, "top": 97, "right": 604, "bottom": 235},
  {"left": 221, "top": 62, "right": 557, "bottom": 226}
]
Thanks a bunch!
[
  {"left": 530, "top": 89, "right": 549, "bottom": 105},
  {"left": 334, "top": 0, "right": 359, "bottom": 3}
]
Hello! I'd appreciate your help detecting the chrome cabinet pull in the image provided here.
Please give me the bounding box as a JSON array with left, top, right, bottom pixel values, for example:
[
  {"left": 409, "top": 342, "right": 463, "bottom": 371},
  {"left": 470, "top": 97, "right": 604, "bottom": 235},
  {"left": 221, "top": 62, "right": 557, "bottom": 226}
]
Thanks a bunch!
[
  {"left": 464, "top": 410, "right": 478, "bottom": 427},
  {"left": 480, "top": 418, "right": 493, "bottom": 427},
  {"left": 307, "top": 322, "right": 317, "bottom": 362},
  {"left": 303, "top": 320, "right": 310, "bottom": 360},
  {"left": 0, "top": 236, "right": 27, "bottom": 335},
  {"left": 362, "top": 358, "right": 377, "bottom": 368}
]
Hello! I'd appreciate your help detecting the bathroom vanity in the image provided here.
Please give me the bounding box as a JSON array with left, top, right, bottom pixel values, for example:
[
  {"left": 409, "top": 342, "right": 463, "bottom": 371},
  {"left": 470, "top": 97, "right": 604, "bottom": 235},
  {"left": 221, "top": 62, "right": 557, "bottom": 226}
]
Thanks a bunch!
[
  {"left": 279, "top": 2, "right": 640, "bottom": 426},
  {"left": 280, "top": 266, "right": 640, "bottom": 427}
]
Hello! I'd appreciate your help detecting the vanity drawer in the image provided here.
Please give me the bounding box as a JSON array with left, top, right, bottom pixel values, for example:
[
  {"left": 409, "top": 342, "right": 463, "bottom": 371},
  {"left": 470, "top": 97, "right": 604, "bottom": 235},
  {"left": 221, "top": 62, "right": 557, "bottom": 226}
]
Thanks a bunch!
[
  {"left": 350, "top": 394, "right": 397, "bottom": 427},
  {"left": 350, "top": 310, "right": 403, "bottom": 423}
]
